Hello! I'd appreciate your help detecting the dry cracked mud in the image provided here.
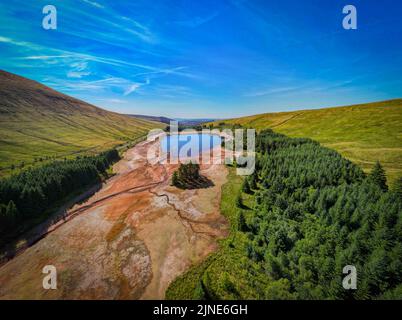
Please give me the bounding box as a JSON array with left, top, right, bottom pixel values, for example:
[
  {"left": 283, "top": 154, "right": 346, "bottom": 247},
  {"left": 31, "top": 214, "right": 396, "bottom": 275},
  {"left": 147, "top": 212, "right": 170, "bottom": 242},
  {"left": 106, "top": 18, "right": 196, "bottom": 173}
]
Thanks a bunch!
[{"left": 0, "top": 139, "right": 229, "bottom": 299}]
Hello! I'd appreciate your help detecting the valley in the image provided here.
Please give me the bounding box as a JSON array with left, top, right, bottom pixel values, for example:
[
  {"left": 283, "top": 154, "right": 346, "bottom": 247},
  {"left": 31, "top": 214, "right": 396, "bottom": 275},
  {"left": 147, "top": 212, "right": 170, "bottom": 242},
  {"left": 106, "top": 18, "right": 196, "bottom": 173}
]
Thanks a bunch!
[
  {"left": 0, "top": 70, "right": 401, "bottom": 300},
  {"left": 1, "top": 0, "right": 402, "bottom": 303}
]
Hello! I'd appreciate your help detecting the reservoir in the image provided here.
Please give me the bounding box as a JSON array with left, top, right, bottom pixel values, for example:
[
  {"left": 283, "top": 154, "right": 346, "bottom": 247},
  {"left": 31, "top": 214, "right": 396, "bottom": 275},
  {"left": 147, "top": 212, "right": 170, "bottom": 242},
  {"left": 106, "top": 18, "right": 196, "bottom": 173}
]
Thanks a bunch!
[{"left": 160, "top": 133, "right": 221, "bottom": 158}]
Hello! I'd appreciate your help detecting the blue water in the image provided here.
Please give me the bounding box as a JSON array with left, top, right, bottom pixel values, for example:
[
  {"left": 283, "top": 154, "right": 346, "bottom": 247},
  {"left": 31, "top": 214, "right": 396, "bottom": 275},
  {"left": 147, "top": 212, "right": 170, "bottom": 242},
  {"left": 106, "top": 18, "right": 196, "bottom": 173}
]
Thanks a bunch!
[{"left": 160, "top": 133, "right": 221, "bottom": 158}]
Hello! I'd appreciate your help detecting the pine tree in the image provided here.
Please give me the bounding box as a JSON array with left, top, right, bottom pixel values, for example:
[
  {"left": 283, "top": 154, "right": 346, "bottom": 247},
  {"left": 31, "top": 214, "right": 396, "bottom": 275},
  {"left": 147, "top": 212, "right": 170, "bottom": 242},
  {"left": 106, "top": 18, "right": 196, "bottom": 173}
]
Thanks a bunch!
[
  {"left": 172, "top": 171, "right": 179, "bottom": 187},
  {"left": 192, "top": 280, "right": 207, "bottom": 300},
  {"left": 249, "top": 174, "right": 257, "bottom": 190},
  {"left": 238, "top": 211, "right": 248, "bottom": 231},
  {"left": 393, "top": 177, "right": 402, "bottom": 199},
  {"left": 194, "top": 163, "right": 200, "bottom": 178},
  {"left": 6, "top": 200, "right": 18, "bottom": 219},
  {"left": 369, "top": 161, "right": 388, "bottom": 191},
  {"left": 242, "top": 179, "right": 251, "bottom": 194},
  {"left": 0, "top": 204, "right": 7, "bottom": 231},
  {"left": 1, "top": 200, "right": 19, "bottom": 230},
  {"left": 236, "top": 193, "right": 244, "bottom": 208}
]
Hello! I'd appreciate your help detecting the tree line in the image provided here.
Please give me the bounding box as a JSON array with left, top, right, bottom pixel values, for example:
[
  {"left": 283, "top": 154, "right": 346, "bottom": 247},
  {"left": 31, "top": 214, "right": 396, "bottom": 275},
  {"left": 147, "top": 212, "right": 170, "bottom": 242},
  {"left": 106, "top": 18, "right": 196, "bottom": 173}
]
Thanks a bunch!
[{"left": 0, "top": 149, "right": 120, "bottom": 241}]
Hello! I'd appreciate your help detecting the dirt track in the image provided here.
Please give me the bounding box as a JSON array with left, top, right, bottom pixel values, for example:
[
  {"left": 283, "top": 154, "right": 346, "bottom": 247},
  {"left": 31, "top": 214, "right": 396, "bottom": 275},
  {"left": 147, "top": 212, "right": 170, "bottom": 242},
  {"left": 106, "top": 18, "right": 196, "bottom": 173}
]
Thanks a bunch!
[{"left": 0, "top": 139, "right": 229, "bottom": 299}]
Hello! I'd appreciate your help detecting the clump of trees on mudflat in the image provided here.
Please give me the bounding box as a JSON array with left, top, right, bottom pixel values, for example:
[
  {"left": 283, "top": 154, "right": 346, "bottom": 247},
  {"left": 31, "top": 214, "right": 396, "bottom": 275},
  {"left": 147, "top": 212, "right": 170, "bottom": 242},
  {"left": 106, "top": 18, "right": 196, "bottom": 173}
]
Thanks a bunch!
[
  {"left": 0, "top": 149, "right": 120, "bottom": 242},
  {"left": 172, "top": 162, "right": 213, "bottom": 189}
]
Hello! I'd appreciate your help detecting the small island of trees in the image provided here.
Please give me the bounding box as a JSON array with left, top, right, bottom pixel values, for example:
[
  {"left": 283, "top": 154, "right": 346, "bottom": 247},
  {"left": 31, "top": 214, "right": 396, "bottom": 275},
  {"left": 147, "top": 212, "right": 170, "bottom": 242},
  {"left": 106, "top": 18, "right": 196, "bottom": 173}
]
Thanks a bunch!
[{"left": 171, "top": 162, "right": 213, "bottom": 189}]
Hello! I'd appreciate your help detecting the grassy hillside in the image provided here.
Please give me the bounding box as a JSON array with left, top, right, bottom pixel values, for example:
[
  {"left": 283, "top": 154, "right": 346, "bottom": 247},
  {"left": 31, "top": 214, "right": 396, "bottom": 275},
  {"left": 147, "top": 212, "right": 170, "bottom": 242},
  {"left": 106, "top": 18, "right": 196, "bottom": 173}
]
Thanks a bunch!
[
  {"left": 210, "top": 99, "right": 402, "bottom": 186},
  {"left": 0, "top": 70, "right": 164, "bottom": 176}
]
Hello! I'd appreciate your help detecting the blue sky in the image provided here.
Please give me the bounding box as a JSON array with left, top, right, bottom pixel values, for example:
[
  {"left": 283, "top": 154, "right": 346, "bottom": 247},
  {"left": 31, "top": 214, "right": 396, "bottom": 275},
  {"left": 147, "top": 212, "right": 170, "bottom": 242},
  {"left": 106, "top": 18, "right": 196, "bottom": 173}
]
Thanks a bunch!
[{"left": 1, "top": 0, "right": 402, "bottom": 118}]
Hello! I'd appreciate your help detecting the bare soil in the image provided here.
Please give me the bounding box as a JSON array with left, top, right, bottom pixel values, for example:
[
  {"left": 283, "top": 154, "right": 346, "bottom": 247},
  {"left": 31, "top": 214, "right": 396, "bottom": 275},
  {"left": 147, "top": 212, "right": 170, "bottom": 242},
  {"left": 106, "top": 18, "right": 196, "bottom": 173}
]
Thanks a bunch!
[{"left": 0, "top": 139, "right": 229, "bottom": 299}]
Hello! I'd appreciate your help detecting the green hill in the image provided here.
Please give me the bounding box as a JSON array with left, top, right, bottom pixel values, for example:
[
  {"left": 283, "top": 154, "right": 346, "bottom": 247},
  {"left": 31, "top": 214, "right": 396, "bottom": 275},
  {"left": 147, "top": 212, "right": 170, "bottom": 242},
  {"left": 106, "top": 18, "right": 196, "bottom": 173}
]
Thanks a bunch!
[
  {"left": 211, "top": 99, "right": 402, "bottom": 185},
  {"left": 0, "top": 70, "right": 164, "bottom": 176}
]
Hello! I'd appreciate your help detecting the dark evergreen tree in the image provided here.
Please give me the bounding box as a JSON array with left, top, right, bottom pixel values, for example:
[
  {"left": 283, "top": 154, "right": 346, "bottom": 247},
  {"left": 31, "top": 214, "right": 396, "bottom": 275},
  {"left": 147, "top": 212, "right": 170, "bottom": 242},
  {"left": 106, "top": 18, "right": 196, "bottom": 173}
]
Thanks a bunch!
[
  {"left": 249, "top": 174, "right": 257, "bottom": 190},
  {"left": 172, "top": 171, "right": 179, "bottom": 187},
  {"left": 369, "top": 161, "right": 388, "bottom": 191},
  {"left": 237, "top": 210, "right": 248, "bottom": 232},
  {"left": 0, "top": 200, "right": 18, "bottom": 231},
  {"left": 236, "top": 193, "right": 244, "bottom": 208},
  {"left": 6, "top": 200, "right": 18, "bottom": 224},
  {"left": 393, "top": 177, "right": 402, "bottom": 199},
  {"left": 242, "top": 179, "right": 251, "bottom": 194}
]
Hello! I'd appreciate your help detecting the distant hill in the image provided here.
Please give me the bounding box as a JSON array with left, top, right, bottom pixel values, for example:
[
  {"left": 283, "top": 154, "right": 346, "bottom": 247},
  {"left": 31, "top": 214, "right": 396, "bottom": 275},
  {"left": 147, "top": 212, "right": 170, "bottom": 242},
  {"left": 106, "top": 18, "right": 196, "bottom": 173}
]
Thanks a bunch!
[
  {"left": 174, "top": 118, "right": 217, "bottom": 126},
  {"left": 0, "top": 70, "right": 164, "bottom": 176},
  {"left": 127, "top": 115, "right": 217, "bottom": 126},
  {"left": 127, "top": 114, "right": 173, "bottom": 124},
  {"left": 210, "top": 99, "right": 402, "bottom": 185}
]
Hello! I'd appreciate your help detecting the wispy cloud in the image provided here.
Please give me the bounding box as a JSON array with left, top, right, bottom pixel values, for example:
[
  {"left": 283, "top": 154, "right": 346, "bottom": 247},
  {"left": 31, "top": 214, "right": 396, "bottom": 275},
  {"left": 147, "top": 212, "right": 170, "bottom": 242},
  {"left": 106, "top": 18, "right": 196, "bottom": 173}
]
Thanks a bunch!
[
  {"left": 67, "top": 71, "right": 91, "bottom": 78},
  {"left": 65, "top": 7, "right": 157, "bottom": 44},
  {"left": 42, "top": 76, "right": 129, "bottom": 94},
  {"left": 13, "top": 55, "right": 72, "bottom": 60},
  {"left": 0, "top": 36, "right": 43, "bottom": 50},
  {"left": 119, "top": 16, "right": 154, "bottom": 43},
  {"left": 96, "top": 98, "right": 127, "bottom": 104},
  {"left": 45, "top": 76, "right": 152, "bottom": 97},
  {"left": 174, "top": 11, "right": 219, "bottom": 28},
  {"left": 244, "top": 79, "right": 359, "bottom": 98},
  {"left": 67, "top": 69, "right": 91, "bottom": 78},
  {"left": 7, "top": 36, "right": 195, "bottom": 79},
  {"left": 148, "top": 84, "right": 194, "bottom": 99},
  {"left": 124, "top": 78, "right": 150, "bottom": 96},
  {"left": 81, "top": 0, "right": 105, "bottom": 9},
  {"left": 67, "top": 61, "right": 91, "bottom": 78},
  {"left": 244, "top": 86, "right": 303, "bottom": 97},
  {"left": 124, "top": 84, "right": 141, "bottom": 95}
]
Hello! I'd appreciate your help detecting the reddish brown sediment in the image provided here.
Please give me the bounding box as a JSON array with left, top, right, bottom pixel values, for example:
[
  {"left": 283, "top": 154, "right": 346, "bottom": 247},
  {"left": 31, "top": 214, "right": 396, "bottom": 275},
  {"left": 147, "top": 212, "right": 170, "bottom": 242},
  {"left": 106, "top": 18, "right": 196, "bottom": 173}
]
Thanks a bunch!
[{"left": 0, "top": 139, "right": 229, "bottom": 299}]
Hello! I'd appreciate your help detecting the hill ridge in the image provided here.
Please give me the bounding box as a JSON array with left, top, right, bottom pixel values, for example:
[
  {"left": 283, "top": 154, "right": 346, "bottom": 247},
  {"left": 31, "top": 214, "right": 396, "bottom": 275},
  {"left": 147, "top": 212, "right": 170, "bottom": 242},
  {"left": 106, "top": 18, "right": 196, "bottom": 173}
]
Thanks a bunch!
[{"left": 0, "top": 70, "right": 164, "bottom": 176}]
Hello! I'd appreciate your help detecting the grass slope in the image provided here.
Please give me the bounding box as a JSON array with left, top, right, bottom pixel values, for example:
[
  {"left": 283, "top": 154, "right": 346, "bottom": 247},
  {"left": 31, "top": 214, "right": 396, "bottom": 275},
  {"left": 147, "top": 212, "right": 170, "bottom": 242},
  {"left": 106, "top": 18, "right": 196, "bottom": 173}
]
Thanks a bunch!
[
  {"left": 210, "top": 99, "right": 402, "bottom": 186},
  {"left": 0, "top": 70, "right": 164, "bottom": 176}
]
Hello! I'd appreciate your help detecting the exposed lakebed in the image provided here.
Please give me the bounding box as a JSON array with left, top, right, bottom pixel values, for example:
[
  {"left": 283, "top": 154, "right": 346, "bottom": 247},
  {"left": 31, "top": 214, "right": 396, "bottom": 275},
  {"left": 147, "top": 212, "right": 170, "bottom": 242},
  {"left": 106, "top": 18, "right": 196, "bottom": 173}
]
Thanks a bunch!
[{"left": 0, "top": 138, "right": 229, "bottom": 299}]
